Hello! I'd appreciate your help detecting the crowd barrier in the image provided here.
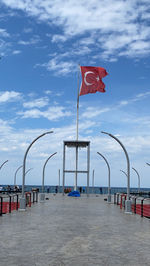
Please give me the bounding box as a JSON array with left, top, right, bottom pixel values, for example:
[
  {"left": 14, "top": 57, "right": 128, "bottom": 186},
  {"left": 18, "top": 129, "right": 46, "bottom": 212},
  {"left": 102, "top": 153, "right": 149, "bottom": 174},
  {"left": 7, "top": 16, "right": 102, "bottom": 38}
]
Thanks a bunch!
[
  {"left": 114, "top": 193, "right": 150, "bottom": 218},
  {"left": 0, "top": 190, "right": 38, "bottom": 216},
  {"left": 0, "top": 194, "right": 19, "bottom": 215},
  {"left": 131, "top": 196, "right": 150, "bottom": 218}
]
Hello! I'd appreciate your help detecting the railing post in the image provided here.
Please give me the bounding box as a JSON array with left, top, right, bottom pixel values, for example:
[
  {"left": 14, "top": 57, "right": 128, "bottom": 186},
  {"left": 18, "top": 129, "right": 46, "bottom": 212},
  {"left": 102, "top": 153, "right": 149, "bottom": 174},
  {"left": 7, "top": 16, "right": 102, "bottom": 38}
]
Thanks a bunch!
[
  {"left": 16, "top": 194, "right": 19, "bottom": 210},
  {"left": 33, "top": 192, "right": 35, "bottom": 203},
  {"left": 114, "top": 193, "right": 116, "bottom": 204},
  {"left": 36, "top": 191, "right": 38, "bottom": 202},
  {"left": 117, "top": 193, "right": 119, "bottom": 205},
  {"left": 141, "top": 199, "right": 143, "bottom": 217},
  {"left": 9, "top": 195, "right": 11, "bottom": 213},
  {"left": 0, "top": 196, "right": 3, "bottom": 216},
  {"left": 134, "top": 197, "right": 136, "bottom": 214}
]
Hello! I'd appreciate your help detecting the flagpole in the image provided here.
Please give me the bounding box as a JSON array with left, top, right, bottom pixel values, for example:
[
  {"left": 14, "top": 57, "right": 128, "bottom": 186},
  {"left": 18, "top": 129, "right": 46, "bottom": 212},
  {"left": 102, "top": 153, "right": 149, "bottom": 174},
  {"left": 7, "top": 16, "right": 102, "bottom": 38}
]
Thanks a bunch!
[
  {"left": 76, "top": 64, "right": 80, "bottom": 141},
  {"left": 75, "top": 64, "right": 80, "bottom": 191}
]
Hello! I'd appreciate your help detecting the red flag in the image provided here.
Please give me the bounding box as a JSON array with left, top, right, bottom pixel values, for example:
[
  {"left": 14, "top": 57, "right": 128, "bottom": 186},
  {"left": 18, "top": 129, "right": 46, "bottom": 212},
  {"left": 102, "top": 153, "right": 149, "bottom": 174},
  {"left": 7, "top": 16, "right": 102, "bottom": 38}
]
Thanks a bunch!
[{"left": 79, "top": 66, "right": 108, "bottom": 96}]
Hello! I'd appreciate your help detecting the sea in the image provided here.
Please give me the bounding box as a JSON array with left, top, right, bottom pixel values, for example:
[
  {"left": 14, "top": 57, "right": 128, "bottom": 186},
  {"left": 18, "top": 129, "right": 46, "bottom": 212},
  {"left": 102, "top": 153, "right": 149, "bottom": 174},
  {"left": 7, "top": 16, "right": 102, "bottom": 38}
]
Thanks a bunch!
[{"left": 1, "top": 185, "right": 150, "bottom": 195}]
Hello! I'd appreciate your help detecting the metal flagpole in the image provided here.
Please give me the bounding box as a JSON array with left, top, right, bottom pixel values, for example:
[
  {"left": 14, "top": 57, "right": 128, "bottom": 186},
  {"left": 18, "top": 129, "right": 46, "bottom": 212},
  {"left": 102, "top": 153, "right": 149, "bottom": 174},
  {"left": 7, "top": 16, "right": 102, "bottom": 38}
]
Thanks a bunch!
[
  {"left": 75, "top": 65, "right": 80, "bottom": 191},
  {"left": 76, "top": 64, "right": 80, "bottom": 141}
]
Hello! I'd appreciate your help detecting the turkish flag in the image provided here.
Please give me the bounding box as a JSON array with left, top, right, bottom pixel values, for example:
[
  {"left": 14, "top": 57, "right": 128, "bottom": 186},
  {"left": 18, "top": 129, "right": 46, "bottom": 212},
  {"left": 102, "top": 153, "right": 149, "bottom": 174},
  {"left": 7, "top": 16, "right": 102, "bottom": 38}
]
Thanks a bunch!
[{"left": 79, "top": 66, "right": 108, "bottom": 96}]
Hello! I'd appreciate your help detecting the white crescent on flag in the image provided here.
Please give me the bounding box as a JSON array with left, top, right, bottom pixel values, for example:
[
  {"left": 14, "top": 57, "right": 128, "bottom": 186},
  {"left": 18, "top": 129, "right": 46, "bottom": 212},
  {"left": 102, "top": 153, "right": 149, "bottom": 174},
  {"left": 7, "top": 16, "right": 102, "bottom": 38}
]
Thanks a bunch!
[{"left": 84, "top": 71, "right": 99, "bottom": 86}]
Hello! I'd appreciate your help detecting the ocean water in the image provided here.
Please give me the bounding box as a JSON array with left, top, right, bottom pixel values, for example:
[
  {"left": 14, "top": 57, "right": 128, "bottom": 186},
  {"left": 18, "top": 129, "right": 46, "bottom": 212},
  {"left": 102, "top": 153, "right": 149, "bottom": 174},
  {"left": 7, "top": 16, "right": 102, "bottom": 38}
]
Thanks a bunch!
[{"left": 3, "top": 185, "right": 150, "bottom": 194}]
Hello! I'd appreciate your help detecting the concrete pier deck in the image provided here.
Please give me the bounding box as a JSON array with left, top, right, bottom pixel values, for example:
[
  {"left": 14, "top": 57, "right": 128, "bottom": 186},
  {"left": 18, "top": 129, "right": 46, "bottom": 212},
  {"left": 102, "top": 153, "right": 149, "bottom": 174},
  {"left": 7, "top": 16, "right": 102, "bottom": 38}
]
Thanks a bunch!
[{"left": 0, "top": 194, "right": 150, "bottom": 266}]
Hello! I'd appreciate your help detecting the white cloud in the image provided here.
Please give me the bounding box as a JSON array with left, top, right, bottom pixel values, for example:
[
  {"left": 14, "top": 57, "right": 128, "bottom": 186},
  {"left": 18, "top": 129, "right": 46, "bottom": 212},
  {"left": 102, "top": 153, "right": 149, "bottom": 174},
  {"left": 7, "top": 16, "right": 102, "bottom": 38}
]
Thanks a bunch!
[
  {"left": 44, "top": 90, "right": 52, "bottom": 95},
  {"left": 81, "top": 107, "right": 111, "bottom": 119},
  {"left": 51, "top": 34, "right": 67, "bottom": 43},
  {"left": 0, "top": 28, "right": 10, "bottom": 37},
  {"left": 23, "top": 28, "right": 33, "bottom": 33},
  {"left": 1, "top": 0, "right": 150, "bottom": 59},
  {"left": 18, "top": 35, "right": 40, "bottom": 46},
  {"left": 18, "top": 106, "right": 72, "bottom": 120},
  {"left": 12, "top": 50, "right": 21, "bottom": 55},
  {"left": 23, "top": 97, "right": 49, "bottom": 108},
  {"left": 42, "top": 57, "right": 77, "bottom": 75},
  {"left": 0, "top": 91, "right": 21, "bottom": 103},
  {"left": 118, "top": 91, "right": 150, "bottom": 107}
]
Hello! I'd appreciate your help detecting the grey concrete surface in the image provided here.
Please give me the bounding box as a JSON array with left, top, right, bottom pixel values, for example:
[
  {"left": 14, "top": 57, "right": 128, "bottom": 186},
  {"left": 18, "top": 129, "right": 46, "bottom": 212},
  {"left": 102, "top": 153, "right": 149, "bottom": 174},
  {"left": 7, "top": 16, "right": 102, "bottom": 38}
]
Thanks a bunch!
[{"left": 0, "top": 194, "right": 150, "bottom": 266}]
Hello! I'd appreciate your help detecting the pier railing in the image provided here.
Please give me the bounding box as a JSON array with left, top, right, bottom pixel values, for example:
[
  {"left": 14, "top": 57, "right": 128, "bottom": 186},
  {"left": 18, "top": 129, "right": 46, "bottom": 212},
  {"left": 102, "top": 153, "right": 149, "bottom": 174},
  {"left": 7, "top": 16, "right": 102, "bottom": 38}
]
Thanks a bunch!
[
  {"left": 0, "top": 193, "right": 20, "bottom": 216},
  {"left": 0, "top": 190, "right": 39, "bottom": 216},
  {"left": 114, "top": 193, "right": 150, "bottom": 218}
]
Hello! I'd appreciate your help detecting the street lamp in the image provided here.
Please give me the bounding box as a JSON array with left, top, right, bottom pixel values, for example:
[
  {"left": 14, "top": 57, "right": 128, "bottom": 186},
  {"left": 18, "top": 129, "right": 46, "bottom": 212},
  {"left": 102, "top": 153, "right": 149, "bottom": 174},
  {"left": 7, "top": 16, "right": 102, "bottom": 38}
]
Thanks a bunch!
[
  {"left": 92, "top": 169, "right": 95, "bottom": 194},
  {"left": 120, "top": 169, "right": 127, "bottom": 177},
  {"left": 0, "top": 160, "right": 8, "bottom": 170},
  {"left": 25, "top": 168, "right": 33, "bottom": 176},
  {"left": 97, "top": 152, "right": 111, "bottom": 203},
  {"left": 101, "top": 131, "right": 132, "bottom": 213},
  {"left": 146, "top": 163, "right": 150, "bottom": 166},
  {"left": 40, "top": 152, "right": 57, "bottom": 202},
  {"left": 14, "top": 165, "right": 23, "bottom": 186},
  {"left": 19, "top": 131, "right": 53, "bottom": 211},
  {"left": 132, "top": 167, "right": 140, "bottom": 194}
]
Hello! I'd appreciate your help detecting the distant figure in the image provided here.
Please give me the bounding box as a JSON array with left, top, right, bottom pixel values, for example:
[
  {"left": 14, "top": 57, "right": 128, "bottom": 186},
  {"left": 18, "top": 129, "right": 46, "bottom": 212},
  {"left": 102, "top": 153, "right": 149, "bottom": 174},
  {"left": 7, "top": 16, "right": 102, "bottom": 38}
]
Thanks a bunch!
[
  {"left": 13, "top": 186, "right": 17, "bottom": 192},
  {"left": 55, "top": 186, "right": 58, "bottom": 193},
  {"left": 83, "top": 187, "right": 85, "bottom": 193},
  {"left": 47, "top": 187, "right": 50, "bottom": 193},
  {"left": 99, "top": 187, "right": 102, "bottom": 194},
  {"left": 79, "top": 187, "right": 82, "bottom": 193},
  {"left": 7, "top": 185, "right": 11, "bottom": 193}
]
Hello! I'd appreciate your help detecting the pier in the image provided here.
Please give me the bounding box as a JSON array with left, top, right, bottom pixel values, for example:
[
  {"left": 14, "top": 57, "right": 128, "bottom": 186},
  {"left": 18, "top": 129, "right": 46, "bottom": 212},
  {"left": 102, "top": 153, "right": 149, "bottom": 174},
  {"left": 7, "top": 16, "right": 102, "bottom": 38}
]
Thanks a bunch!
[{"left": 0, "top": 194, "right": 150, "bottom": 266}]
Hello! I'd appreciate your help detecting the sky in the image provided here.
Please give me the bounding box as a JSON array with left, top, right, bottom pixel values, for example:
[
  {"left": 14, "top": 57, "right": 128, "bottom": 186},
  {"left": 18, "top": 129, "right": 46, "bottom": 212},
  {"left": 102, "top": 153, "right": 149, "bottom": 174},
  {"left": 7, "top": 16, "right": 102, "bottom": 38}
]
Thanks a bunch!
[{"left": 0, "top": 0, "right": 150, "bottom": 189}]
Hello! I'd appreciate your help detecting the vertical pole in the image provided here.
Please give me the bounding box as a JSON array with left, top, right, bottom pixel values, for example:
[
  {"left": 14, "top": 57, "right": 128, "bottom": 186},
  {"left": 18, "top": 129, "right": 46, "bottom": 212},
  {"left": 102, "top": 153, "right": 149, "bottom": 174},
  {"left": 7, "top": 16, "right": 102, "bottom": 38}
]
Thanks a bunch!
[
  {"left": 75, "top": 146, "right": 78, "bottom": 191},
  {"left": 58, "top": 169, "right": 60, "bottom": 193},
  {"left": 87, "top": 143, "right": 90, "bottom": 196},
  {"left": 63, "top": 142, "right": 65, "bottom": 196},
  {"left": 76, "top": 65, "right": 80, "bottom": 141},
  {"left": 92, "top": 169, "right": 94, "bottom": 194},
  {"left": 75, "top": 65, "right": 80, "bottom": 192}
]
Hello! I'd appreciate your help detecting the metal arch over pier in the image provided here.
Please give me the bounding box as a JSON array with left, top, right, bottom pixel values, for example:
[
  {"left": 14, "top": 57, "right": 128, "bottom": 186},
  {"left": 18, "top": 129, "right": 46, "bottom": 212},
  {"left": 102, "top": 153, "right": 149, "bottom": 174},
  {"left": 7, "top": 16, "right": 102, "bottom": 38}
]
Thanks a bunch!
[{"left": 62, "top": 140, "right": 90, "bottom": 195}]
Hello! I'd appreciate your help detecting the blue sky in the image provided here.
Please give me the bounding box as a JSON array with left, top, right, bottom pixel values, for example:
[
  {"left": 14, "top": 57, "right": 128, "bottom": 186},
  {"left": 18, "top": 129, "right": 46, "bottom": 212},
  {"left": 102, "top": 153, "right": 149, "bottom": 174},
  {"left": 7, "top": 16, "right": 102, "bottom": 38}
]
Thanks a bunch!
[{"left": 0, "top": 0, "right": 150, "bottom": 189}]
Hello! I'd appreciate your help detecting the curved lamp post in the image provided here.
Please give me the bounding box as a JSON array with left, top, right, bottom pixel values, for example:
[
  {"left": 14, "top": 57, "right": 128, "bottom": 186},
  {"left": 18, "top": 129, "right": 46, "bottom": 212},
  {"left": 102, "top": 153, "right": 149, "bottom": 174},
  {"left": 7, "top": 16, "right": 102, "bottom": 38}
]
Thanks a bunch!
[
  {"left": 25, "top": 167, "right": 33, "bottom": 176},
  {"left": 97, "top": 152, "right": 111, "bottom": 203},
  {"left": 0, "top": 160, "right": 8, "bottom": 170},
  {"left": 14, "top": 165, "right": 23, "bottom": 186},
  {"left": 132, "top": 167, "right": 140, "bottom": 194},
  {"left": 120, "top": 169, "right": 127, "bottom": 177},
  {"left": 40, "top": 152, "right": 57, "bottom": 202},
  {"left": 14, "top": 166, "right": 33, "bottom": 187},
  {"left": 146, "top": 163, "right": 150, "bottom": 166},
  {"left": 19, "top": 131, "right": 53, "bottom": 211},
  {"left": 101, "top": 131, "right": 131, "bottom": 213}
]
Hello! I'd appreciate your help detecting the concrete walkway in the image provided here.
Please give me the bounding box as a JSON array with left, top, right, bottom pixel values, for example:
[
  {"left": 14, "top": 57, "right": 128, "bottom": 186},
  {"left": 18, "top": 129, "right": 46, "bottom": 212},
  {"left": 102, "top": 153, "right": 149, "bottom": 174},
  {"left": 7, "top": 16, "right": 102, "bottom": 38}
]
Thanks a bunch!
[{"left": 0, "top": 194, "right": 150, "bottom": 266}]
